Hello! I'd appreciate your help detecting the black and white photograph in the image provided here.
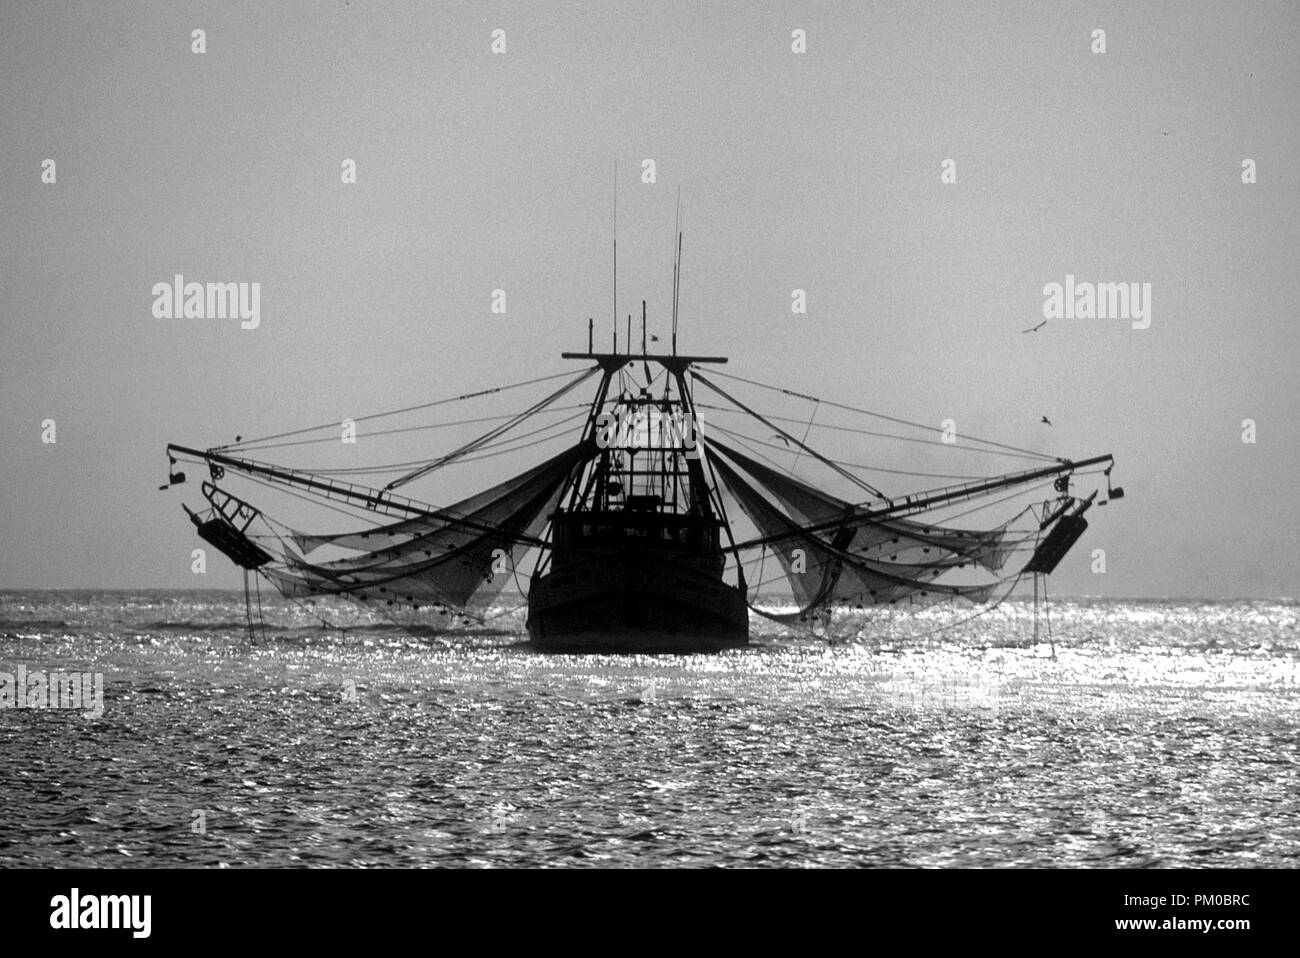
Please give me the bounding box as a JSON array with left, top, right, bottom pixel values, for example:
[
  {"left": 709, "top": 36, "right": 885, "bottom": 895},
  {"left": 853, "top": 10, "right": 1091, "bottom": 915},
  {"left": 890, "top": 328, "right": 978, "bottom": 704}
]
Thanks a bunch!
[{"left": 1, "top": 0, "right": 1294, "bottom": 943}]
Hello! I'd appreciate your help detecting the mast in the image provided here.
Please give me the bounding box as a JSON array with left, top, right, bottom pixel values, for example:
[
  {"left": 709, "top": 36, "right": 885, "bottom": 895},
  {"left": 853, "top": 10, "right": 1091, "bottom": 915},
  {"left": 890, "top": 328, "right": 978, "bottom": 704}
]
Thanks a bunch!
[
  {"left": 671, "top": 251, "right": 678, "bottom": 356},
  {"left": 642, "top": 300, "right": 650, "bottom": 383},
  {"left": 672, "top": 190, "right": 681, "bottom": 356},
  {"left": 673, "top": 231, "right": 682, "bottom": 356},
  {"left": 612, "top": 159, "right": 618, "bottom": 352}
]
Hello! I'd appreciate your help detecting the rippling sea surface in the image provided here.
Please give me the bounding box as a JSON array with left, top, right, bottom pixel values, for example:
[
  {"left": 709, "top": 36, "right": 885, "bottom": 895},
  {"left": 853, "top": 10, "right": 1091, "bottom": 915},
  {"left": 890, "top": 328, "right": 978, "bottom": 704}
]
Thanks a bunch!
[{"left": 0, "top": 590, "right": 1296, "bottom": 868}]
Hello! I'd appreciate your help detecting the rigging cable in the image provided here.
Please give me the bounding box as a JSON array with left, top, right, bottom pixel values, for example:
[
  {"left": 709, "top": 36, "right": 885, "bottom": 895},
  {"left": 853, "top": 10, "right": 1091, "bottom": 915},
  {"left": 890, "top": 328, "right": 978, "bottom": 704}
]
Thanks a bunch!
[
  {"left": 216, "top": 368, "right": 585, "bottom": 451},
  {"left": 705, "top": 368, "right": 1060, "bottom": 463},
  {"left": 709, "top": 423, "right": 1061, "bottom": 523},
  {"left": 230, "top": 403, "right": 592, "bottom": 453},
  {"left": 697, "top": 404, "right": 1051, "bottom": 463},
  {"left": 298, "top": 408, "right": 589, "bottom": 477},
  {"left": 788, "top": 399, "right": 819, "bottom": 477},
  {"left": 385, "top": 366, "right": 600, "bottom": 490},
  {"left": 694, "top": 372, "right": 888, "bottom": 500},
  {"left": 708, "top": 422, "right": 988, "bottom": 480}
]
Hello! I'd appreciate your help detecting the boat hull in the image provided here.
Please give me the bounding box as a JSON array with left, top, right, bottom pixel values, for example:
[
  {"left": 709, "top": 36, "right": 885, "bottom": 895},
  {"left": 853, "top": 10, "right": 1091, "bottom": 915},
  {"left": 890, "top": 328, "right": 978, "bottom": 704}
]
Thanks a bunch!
[{"left": 527, "top": 553, "right": 749, "bottom": 653}]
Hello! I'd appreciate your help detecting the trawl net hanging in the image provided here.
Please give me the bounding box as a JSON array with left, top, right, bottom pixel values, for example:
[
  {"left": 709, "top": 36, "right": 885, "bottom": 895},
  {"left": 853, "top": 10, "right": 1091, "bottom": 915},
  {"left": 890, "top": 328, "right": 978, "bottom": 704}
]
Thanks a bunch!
[
  {"left": 707, "top": 440, "right": 1020, "bottom": 620},
  {"left": 264, "top": 445, "right": 587, "bottom": 610}
]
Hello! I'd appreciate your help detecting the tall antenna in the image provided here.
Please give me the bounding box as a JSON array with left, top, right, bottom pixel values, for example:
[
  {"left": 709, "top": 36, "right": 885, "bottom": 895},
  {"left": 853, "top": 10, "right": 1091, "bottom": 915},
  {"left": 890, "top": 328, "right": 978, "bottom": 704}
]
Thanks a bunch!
[
  {"left": 672, "top": 189, "right": 682, "bottom": 355},
  {"left": 612, "top": 160, "right": 618, "bottom": 349},
  {"left": 673, "top": 231, "right": 682, "bottom": 355},
  {"left": 670, "top": 247, "right": 678, "bottom": 353},
  {"left": 642, "top": 300, "right": 650, "bottom": 383}
]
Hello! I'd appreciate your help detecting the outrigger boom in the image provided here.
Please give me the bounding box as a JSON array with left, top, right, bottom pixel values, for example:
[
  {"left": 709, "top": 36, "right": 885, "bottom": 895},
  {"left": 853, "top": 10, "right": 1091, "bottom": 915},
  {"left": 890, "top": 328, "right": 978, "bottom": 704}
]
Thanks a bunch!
[
  {"left": 728, "top": 453, "right": 1115, "bottom": 552},
  {"left": 164, "top": 442, "right": 552, "bottom": 548}
]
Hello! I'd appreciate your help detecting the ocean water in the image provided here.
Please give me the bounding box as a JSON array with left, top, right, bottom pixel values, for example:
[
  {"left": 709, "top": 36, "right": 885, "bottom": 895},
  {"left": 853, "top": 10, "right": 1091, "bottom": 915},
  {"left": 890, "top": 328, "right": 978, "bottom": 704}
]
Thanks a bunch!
[{"left": 0, "top": 590, "right": 1296, "bottom": 868}]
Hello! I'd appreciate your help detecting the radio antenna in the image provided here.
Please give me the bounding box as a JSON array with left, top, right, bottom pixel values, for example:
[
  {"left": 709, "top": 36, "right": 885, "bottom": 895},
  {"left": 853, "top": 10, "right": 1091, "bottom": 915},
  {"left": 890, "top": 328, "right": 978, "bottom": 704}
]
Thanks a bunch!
[
  {"left": 672, "top": 189, "right": 681, "bottom": 355},
  {"left": 612, "top": 160, "right": 618, "bottom": 349},
  {"left": 671, "top": 247, "right": 678, "bottom": 353},
  {"left": 642, "top": 300, "right": 650, "bottom": 383}
]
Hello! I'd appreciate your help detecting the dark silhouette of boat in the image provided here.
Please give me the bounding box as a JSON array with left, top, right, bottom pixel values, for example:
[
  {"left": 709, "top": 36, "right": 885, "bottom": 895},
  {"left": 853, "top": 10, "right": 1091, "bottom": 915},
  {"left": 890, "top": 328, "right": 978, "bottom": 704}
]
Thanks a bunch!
[{"left": 162, "top": 226, "right": 1121, "bottom": 653}]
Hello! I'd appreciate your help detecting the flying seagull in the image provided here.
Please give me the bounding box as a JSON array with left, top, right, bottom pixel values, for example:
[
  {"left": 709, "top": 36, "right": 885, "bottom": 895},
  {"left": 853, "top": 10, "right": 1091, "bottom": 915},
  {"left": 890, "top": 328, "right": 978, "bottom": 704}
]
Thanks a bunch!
[
  {"left": 1040, "top": 416, "right": 1052, "bottom": 426},
  {"left": 1022, "top": 320, "right": 1048, "bottom": 334},
  {"left": 771, "top": 434, "right": 793, "bottom": 446}
]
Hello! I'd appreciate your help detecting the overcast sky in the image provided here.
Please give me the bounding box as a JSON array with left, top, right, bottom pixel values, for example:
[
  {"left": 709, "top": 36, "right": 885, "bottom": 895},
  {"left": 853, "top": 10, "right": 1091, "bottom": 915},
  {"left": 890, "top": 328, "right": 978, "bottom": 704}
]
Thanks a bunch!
[{"left": 1, "top": 1, "right": 1297, "bottom": 598}]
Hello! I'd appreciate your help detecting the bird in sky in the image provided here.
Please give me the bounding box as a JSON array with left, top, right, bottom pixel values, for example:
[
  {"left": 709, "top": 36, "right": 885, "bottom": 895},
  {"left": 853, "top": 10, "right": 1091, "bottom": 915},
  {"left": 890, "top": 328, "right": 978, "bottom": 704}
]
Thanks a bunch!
[
  {"left": 1040, "top": 416, "right": 1052, "bottom": 426},
  {"left": 235, "top": 435, "right": 242, "bottom": 442},
  {"left": 772, "top": 434, "right": 793, "bottom": 446},
  {"left": 1022, "top": 320, "right": 1048, "bottom": 334},
  {"left": 650, "top": 334, "right": 660, "bottom": 342}
]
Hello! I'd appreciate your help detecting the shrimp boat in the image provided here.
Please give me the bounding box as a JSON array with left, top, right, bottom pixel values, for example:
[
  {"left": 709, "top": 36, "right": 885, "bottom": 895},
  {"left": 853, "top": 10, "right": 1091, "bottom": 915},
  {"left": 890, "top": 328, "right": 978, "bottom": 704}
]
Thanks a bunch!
[{"left": 162, "top": 242, "right": 1122, "bottom": 653}]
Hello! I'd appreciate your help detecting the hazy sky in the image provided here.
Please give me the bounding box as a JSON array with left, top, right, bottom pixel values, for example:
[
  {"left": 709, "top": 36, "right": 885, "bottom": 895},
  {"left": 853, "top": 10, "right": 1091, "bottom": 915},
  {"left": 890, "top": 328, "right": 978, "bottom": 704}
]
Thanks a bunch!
[{"left": 1, "top": 1, "right": 1297, "bottom": 597}]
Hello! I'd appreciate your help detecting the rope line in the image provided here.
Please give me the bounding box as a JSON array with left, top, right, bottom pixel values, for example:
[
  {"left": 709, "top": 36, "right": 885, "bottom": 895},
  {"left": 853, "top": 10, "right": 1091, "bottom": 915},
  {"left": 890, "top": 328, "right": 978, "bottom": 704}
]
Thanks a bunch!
[
  {"left": 215, "top": 369, "right": 584, "bottom": 450},
  {"left": 230, "top": 403, "right": 591, "bottom": 453},
  {"left": 697, "top": 403, "right": 1051, "bottom": 463},
  {"left": 706, "top": 368, "right": 1060, "bottom": 462}
]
